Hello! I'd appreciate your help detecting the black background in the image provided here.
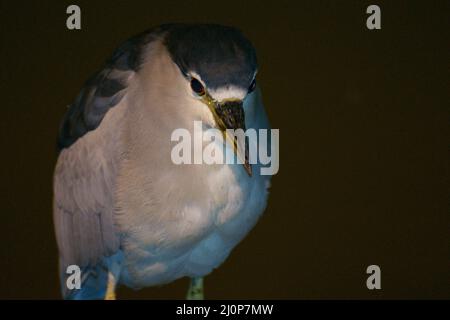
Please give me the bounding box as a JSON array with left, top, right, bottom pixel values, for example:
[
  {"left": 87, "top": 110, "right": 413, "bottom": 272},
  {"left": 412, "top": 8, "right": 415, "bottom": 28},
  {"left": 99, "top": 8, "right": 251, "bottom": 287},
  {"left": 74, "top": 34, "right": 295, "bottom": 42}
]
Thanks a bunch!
[{"left": 0, "top": 0, "right": 448, "bottom": 299}]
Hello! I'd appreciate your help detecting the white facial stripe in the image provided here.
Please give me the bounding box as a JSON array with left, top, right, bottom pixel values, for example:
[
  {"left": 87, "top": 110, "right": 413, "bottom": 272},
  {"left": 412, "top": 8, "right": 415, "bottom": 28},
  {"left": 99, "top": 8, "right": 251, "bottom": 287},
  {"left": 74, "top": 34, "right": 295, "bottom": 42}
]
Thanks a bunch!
[
  {"left": 209, "top": 86, "right": 247, "bottom": 102},
  {"left": 188, "top": 71, "right": 247, "bottom": 101}
]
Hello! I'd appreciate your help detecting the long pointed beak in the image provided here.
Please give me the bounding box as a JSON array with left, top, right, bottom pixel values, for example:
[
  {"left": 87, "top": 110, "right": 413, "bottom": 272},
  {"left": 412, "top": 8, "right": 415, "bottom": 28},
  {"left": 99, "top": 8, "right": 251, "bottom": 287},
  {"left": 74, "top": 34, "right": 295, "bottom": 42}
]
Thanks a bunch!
[{"left": 213, "top": 99, "right": 252, "bottom": 177}]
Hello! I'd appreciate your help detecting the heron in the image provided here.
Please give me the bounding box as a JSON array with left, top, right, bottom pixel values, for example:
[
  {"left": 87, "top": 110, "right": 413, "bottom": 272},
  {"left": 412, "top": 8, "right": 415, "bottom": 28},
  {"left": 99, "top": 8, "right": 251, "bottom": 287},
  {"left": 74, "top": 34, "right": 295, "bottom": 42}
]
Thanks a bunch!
[{"left": 53, "top": 23, "right": 273, "bottom": 300}]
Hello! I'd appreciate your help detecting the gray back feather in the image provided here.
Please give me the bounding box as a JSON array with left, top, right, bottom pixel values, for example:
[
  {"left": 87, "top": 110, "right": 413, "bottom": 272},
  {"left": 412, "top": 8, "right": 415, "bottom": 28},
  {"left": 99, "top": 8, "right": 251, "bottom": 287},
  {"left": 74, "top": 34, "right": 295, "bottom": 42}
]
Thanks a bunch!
[
  {"left": 53, "top": 28, "right": 164, "bottom": 272},
  {"left": 57, "top": 27, "right": 164, "bottom": 151}
]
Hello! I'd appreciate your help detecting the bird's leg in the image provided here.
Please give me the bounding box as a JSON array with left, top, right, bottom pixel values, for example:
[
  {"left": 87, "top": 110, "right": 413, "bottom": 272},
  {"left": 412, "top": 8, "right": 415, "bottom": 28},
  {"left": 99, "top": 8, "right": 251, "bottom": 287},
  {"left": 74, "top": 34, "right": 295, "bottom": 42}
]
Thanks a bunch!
[
  {"left": 186, "top": 277, "right": 204, "bottom": 300},
  {"left": 104, "top": 272, "right": 117, "bottom": 300}
]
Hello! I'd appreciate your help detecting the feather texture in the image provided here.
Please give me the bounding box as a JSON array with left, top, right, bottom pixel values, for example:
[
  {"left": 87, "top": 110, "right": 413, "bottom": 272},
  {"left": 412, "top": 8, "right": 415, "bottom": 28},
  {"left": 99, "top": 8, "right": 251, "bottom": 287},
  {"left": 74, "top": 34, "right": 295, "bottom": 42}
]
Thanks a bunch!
[{"left": 53, "top": 25, "right": 272, "bottom": 298}]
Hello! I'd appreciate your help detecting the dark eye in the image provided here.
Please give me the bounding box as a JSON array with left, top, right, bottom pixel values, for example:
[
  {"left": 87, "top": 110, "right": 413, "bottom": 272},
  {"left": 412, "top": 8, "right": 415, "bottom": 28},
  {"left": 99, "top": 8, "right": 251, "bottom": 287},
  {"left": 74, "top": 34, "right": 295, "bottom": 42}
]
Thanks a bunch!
[
  {"left": 248, "top": 78, "right": 256, "bottom": 93},
  {"left": 190, "top": 78, "right": 205, "bottom": 96}
]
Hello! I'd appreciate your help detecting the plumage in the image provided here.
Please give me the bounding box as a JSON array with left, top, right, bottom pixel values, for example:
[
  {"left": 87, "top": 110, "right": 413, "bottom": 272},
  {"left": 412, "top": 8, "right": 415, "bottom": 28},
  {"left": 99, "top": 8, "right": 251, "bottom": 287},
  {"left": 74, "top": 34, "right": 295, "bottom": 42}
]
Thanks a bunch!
[
  {"left": 164, "top": 24, "right": 258, "bottom": 89},
  {"left": 53, "top": 24, "right": 272, "bottom": 299}
]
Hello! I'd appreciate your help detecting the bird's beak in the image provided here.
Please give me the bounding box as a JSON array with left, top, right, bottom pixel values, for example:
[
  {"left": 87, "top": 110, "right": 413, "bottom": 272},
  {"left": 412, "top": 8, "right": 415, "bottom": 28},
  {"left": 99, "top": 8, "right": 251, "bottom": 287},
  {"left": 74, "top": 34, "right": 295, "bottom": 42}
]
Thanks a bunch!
[{"left": 205, "top": 98, "right": 252, "bottom": 176}]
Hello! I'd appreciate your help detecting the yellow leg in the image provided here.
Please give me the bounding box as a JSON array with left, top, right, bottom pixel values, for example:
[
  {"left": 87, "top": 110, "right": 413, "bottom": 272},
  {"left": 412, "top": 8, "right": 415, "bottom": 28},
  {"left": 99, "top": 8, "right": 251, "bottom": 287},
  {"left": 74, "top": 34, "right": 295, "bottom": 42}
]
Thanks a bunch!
[
  {"left": 104, "top": 272, "right": 116, "bottom": 300},
  {"left": 186, "top": 277, "right": 204, "bottom": 300}
]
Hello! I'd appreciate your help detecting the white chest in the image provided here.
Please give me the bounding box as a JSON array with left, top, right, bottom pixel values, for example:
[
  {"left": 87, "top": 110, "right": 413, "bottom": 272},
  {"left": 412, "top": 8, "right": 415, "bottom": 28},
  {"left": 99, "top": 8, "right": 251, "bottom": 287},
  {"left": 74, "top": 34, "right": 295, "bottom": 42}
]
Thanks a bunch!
[{"left": 119, "top": 162, "right": 269, "bottom": 288}]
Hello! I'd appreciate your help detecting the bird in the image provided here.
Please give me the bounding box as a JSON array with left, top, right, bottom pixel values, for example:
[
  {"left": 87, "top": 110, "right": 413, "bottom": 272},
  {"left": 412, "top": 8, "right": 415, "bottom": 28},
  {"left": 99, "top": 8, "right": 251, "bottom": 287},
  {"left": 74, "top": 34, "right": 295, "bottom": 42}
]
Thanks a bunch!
[{"left": 53, "top": 23, "right": 273, "bottom": 300}]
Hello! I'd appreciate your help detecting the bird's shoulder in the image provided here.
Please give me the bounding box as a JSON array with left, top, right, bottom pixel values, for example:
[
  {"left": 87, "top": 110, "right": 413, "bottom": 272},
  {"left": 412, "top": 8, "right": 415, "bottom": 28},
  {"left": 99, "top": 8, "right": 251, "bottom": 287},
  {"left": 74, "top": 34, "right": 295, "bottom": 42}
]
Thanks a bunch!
[{"left": 56, "top": 27, "right": 167, "bottom": 152}]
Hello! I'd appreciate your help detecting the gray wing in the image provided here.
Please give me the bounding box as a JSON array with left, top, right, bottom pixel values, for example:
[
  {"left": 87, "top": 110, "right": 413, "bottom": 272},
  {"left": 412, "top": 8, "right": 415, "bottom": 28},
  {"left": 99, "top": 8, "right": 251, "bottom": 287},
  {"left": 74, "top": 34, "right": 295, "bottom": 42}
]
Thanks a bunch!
[
  {"left": 57, "top": 28, "right": 161, "bottom": 151},
  {"left": 53, "top": 28, "right": 163, "bottom": 271}
]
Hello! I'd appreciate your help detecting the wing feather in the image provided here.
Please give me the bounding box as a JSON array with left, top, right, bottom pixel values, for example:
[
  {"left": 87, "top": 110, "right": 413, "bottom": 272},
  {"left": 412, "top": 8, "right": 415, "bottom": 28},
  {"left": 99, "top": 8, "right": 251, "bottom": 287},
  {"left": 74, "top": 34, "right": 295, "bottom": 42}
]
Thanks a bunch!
[{"left": 53, "top": 27, "right": 165, "bottom": 270}]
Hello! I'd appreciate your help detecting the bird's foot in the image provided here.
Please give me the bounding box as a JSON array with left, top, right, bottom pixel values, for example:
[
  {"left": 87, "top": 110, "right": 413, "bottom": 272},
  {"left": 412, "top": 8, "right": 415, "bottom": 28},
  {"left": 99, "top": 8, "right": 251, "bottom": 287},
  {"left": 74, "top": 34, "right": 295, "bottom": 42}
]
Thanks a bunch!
[
  {"left": 104, "top": 272, "right": 117, "bottom": 300},
  {"left": 186, "top": 277, "right": 204, "bottom": 300}
]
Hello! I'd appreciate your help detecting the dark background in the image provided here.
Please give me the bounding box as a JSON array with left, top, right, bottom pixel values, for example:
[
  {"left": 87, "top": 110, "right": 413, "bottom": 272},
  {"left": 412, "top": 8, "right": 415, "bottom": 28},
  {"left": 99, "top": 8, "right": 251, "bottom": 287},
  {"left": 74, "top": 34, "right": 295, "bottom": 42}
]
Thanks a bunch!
[{"left": 0, "top": 0, "right": 448, "bottom": 299}]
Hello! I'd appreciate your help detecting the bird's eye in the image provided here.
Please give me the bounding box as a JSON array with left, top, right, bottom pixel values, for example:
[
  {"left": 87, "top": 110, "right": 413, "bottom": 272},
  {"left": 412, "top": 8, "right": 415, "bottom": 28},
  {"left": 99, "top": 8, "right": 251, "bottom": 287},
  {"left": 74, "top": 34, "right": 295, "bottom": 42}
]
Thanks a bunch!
[
  {"left": 248, "top": 79, "right": 256, "bottom": 93},
  {"left": 190, "top": 78, "right": 205, "bottom": 96}
]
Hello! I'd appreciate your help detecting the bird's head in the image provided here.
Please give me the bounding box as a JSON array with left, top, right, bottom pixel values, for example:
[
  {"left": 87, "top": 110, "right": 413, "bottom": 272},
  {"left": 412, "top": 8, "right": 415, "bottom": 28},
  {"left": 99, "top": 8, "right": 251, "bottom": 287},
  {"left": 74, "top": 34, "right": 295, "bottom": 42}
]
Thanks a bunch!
[{"left": 164, "top": 24, "right": 257, "bottom": 176}]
